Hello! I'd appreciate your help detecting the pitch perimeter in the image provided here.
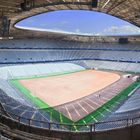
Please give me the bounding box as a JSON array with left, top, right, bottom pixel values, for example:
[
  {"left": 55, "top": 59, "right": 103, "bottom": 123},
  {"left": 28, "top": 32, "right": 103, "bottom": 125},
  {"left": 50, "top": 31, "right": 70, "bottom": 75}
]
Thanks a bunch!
[{"left": 10, "top": 70, "right": 139, "bottom": 127}]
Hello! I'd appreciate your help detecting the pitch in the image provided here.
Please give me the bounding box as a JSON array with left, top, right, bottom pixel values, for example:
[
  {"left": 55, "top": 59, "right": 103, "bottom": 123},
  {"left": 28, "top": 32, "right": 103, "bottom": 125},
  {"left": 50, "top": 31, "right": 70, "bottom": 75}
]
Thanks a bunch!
[
  {"left": 11, "top": 69, "right": 134, "bottom": 123},
  {"left": 19, "top": 70, "right": 120, "bottom": 107}
]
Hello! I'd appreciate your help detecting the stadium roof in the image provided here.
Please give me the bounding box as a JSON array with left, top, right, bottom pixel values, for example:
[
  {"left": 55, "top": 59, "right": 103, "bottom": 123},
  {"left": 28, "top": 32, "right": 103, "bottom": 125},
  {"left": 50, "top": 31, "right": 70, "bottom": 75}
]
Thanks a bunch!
[{"left": 0, "top": 0, "right": 140, "bottom": 37}]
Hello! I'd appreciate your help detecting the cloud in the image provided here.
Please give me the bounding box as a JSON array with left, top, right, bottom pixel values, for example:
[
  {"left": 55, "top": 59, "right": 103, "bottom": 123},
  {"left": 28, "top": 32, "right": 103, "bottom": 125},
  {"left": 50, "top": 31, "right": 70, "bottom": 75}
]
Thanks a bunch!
[
  {"left": 75, "top": 28, "right": 80, "bottom": 33},
  {"left": 15, "top": 25, "right": 76, "bottom": 34},
  {"left": 15, "top": 25, "right": 94, "bottom": 36},
  {"left": 15, "top": 24, "right": 140, "bottom": 36},
  {"left": 101, "top": 25, "right": 140, "bottom": 35}
]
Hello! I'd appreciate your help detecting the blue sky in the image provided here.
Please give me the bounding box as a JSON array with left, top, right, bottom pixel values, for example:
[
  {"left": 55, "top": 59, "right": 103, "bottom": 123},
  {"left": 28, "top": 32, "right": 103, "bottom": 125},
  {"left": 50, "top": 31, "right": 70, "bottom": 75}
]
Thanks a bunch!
[{"left": 15, "top": 10, "right": 140, "bottom": 36}]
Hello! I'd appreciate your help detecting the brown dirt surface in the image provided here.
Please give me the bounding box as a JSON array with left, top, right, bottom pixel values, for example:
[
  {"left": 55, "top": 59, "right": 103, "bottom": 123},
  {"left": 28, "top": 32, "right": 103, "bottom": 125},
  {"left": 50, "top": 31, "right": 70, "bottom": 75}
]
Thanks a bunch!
[{"left": 19, "top": 70, "right": 120, "bottom": 107}]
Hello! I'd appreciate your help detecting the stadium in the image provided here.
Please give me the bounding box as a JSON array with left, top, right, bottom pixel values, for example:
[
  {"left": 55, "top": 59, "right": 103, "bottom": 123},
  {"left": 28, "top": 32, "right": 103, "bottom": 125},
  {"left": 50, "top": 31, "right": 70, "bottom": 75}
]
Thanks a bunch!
[{"left": 0, "top": 0, "right": 140, "bottom": 140}]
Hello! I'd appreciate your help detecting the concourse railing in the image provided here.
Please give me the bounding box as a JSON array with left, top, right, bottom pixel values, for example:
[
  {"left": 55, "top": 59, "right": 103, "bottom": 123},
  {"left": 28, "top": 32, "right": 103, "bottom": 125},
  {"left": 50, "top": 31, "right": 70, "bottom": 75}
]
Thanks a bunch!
[{"left": 0, "top": 107, "right": 139, "bottom": 133}]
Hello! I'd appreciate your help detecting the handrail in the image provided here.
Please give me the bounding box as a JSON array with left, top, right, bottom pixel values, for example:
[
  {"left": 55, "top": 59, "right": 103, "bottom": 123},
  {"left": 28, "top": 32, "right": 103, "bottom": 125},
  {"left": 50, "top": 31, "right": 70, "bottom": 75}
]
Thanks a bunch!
[{"left": 0, "top": 107, "right": 139, "bottom": 132}]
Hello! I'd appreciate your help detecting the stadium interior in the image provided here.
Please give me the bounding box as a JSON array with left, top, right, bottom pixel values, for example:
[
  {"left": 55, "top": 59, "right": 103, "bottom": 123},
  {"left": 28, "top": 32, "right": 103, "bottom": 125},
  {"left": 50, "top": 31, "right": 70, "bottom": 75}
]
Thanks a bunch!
[{"left": 0, "top": 0, "right": 140, "bottom": 140}]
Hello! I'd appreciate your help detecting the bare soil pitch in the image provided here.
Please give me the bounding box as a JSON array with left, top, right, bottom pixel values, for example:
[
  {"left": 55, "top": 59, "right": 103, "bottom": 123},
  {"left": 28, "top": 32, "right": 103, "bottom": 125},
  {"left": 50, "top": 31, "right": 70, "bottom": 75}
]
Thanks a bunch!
[{"left": 19, "top": 70, "right": 120, "bottom": 107}]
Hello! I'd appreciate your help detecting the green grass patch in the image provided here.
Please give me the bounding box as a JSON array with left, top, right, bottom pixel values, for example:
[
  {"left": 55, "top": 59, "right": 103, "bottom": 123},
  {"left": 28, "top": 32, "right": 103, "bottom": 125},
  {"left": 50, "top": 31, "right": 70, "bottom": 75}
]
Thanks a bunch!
[
  {"left": 11, "top": 80, "right": 49, "bottom": 109},
  {"left": 75, "top": 80, "right": 140, "bottom": 126},
  {"left": 11, "top": 79, "right": 73, "bottom": 124},
  {"left": 10, "top": 70, "right": 85, "bottom": 124},
  {"left": 10, "top": 70, "right": 140, "bottom": 131},
  {"left": 12, "top": 69, "right": 85, "bottom": 80}
]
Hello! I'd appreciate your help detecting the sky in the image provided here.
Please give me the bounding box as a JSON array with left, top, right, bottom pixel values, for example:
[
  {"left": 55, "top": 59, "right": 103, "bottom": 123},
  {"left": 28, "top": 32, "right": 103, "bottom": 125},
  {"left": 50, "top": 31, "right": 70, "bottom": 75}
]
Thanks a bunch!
[{"left": 15, "top": 10, "right": 140, "bottom": 36}]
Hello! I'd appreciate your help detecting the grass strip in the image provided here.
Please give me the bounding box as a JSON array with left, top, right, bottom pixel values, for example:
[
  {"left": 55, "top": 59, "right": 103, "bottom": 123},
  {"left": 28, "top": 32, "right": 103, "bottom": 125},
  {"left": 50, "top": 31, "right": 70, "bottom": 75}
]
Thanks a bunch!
[
  {"left": 73, "top": 80, "right": 140, "bottom": 130},
  {"left": 10, "top": 70, "right": 140, "bottom": 131}
]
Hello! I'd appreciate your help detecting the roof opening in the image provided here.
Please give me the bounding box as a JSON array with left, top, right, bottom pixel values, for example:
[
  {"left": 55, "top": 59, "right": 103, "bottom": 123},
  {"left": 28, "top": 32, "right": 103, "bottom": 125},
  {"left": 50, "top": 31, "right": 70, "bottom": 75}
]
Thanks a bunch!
[{"left": 15, "top": 10, "right": 140, "bottom": 36}]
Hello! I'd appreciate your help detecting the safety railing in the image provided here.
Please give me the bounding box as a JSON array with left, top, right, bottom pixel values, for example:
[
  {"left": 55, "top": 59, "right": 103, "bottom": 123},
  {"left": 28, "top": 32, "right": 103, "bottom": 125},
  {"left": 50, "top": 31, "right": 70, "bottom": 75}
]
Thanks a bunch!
[{"left": 0, "top": 108, "right": 139, "bottom": 133}]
